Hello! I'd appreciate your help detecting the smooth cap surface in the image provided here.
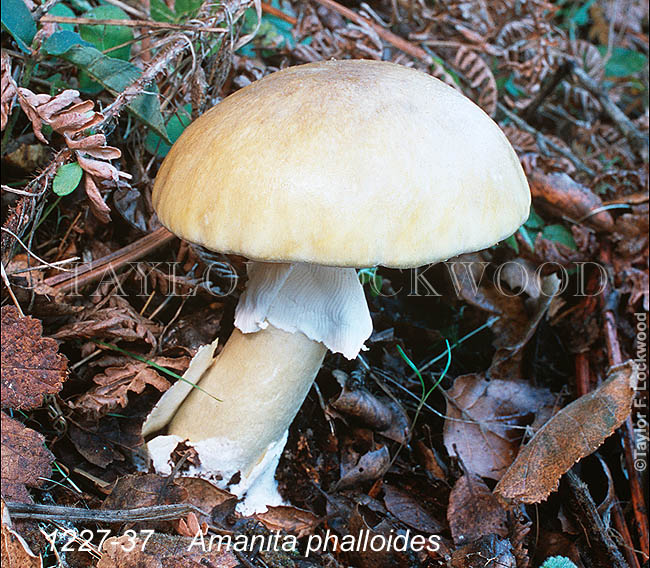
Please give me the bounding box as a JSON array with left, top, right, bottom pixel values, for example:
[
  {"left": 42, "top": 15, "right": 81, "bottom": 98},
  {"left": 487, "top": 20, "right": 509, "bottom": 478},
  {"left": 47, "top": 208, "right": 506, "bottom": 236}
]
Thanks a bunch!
[{"left": 153, "top": 60, "right": 530, "bottom": 268}]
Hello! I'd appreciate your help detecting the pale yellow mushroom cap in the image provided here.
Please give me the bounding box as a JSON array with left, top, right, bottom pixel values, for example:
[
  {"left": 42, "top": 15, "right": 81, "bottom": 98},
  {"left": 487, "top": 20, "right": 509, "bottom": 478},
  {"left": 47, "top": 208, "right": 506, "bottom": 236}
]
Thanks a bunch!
[{"left": 153, "top": 59, "right": 530, "bottom": 268}]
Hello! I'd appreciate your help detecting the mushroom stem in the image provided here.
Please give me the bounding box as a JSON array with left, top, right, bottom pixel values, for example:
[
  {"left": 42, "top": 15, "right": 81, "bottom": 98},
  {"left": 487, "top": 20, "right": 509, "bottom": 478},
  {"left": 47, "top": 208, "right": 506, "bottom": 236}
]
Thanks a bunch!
[{"left": 167, "top": 324, "right": 326, "bottom": 479}]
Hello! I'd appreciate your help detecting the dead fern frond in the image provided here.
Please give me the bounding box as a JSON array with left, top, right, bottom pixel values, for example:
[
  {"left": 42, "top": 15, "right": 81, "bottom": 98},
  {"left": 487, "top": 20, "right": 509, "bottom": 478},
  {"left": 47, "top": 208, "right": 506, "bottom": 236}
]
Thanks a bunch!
[{"left": 453, "top": 46, "right": 498, "bottom": 116}]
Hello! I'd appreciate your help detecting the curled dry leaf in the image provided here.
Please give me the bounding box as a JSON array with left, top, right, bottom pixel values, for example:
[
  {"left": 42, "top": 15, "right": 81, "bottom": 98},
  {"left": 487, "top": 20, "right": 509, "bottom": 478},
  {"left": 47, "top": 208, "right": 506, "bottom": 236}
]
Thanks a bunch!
[
  {"left": 83, "top": 175, "right": 112, "bottom": 223},
  {"left": 495, "top": 361, "right": 638, "bottom": 503},
  {"left": 73, "top": 356, "right": 188, "bottom": 415},
  {"left": 1, "top": 501, "right": 41, "bottom": 568},
  {"left": 382, "top": 484, "right": 443, "bottom": 533},
  {"left": 174, "top": 477, "right": 236, "bottom": 526},
  {"left": 77, "top": 154, "right": 121, "bottom": 183},
  {"left": 1, "top": 306, "right": 68, "bottom": 410},
  {"left": 255, "top": 505, "right": 320, "bottom": 537},
  {"left": 454, "top": 47, "right": 498, "bottom": 116},
  {"left": 1, "top": 51, "right": 17, "bottom": 132},
  {"left": 68, "top": 415, "right": 143, "bottom": 468},
  {"left": 11, "top": 84, "right": 125, "bottom": 222},
  {"left": 330, "top": 386, "right": 393, "bottom": 431},
  {"left": 529, "top": 171, "right": 614, "bottom": 232},
  {"left": 443, "top": 375, "right": 556, "bottom": 480},
  {"left": 448, "top": 254, "right": 528, "bottom": 350},
  {"left": 1, "top": 413, "right": 54, "bottom": 503},
  {"left": 102, "top": 473, "right": 187, "bottom": 510},
  {"left": 338, "top": 446, "right": 390, "bottom": 489},
  {"left": 447, "top": 473, "right": 507, "bottom": 545},
  {"left": 53, "top": 306, "right": 161, "bottom": 346}
]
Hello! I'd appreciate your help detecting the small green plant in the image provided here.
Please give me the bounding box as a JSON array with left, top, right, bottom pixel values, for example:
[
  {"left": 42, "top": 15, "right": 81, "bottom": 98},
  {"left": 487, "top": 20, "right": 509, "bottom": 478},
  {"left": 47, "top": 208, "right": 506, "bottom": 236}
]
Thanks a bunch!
[
  {"left": 397, "top": 340, "right": 451, "bottom": 428},
  {"left": 358, "top": 267, "right": 383, "bottom": 297}
]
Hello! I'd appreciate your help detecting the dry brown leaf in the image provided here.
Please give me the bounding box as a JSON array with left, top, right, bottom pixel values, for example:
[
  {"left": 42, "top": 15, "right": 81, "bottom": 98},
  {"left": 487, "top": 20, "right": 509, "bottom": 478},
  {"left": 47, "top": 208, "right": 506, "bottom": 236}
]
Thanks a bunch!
[
  {"left": 447, "top": 474, "right": 507, "bottom": 545},
  {"left": 330, "top": 386, "right": 393, "bottom": 430},
  {"left": 73, "top": 356, "right": 187, "bottom": 415},
  {"left": 1, "top": 306, "right": 68, "bottom": 410},
  {"left": 529, "top": 171, "right": 614, "bottom": 232},
  {"left": 450, "top": 535, "right": 516, "bottom": 568},
  {"left": 338, "top": 446, "right": 390, "bottom": 488},
  {"left": 1, "top": 52, "right": 17, "bottom": 132},
  {"left": 494, "top": 361, "right": 638, "bottom": 503},
  {"left": 382, "top": 484, "right": 443, "bottom": 533},
  {"left": 53, "top": 306, "right": 160, "bottom": 345},
  {"left": 444, "top": 375, "right": 556, "bottom": 480},
  {"left": 448, "top": 254, "right": 529, "bottom": 350},
  {"left": 174, "top": 477, "right": 236, "bottom": 526},
  {"left": 1, "top": 413, "right": 54, "bottom": 502},
  {"left": 77, "top": 154, "right": 120, "bottom": 182},
  {"left": 1, "top": 501, "right": 41, "bottom": 568},
  {"left": 68, "top": 415, "right": 143, "bottom": 468},
  {"left": 454, "top": 47, "right": 498, "bottom": 116},
  {"left": 255, "top": 505, "right": 320, "bottom": 537},
  {"left": 102, "top": 473, "right": 187, "bottom": 510},
  {"left": 98, "top": 532, "right": 238, "bottom": 568},
  {"left": 84, "top": 175, "right": 112, "bottom": 223},
  {"left": 613, "top": 204, "right": 649, "bottom": 259},
  {"left": 64, "top": 133, "right": 121, "bottom": 160}
]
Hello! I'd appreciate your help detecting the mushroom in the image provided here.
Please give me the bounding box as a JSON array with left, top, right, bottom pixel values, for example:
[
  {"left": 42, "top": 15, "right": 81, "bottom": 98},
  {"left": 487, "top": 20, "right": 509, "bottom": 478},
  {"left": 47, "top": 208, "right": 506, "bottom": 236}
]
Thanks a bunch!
[{"left": 143, "top": 60, "right": 530, "bottom": 513}]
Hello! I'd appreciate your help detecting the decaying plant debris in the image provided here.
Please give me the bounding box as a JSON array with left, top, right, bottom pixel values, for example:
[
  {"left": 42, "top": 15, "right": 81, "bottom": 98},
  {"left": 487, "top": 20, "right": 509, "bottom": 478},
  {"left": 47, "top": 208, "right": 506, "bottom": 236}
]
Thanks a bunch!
[{"left": 1, "top": 0, "right": 648, "bottom": 567}]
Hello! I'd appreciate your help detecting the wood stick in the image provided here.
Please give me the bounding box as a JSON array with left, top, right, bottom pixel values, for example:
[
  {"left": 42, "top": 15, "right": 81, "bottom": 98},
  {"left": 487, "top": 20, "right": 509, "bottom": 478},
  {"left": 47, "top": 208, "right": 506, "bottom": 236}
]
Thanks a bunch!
[
  {"left": 5, "top": 501, "right": 206, "bottom": 523},
  {"left": 571, "top": 65, "right": 648, "bottom": 156},
  {"left": 43, "top": 226, "right": 175, "bottom": 294},
  {"left": 599, "top": 243, "right": 650, "bottom": 561},
  {"left": 312, "top": 0, "right": 433, "bottom": 63},
  {"left": 261, "top": 2, "right": 296, "bottom": 24},
  {"left": 497, "top": 103, "right": 596, "bottom": 177},
  {"left": 40, "top": 15, "right": 229, "bottom": 34}
]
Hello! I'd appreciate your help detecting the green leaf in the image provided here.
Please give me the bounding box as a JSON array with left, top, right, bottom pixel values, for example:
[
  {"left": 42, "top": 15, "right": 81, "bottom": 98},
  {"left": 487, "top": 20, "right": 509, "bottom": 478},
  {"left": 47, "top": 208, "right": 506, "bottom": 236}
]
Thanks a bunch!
[
  {"left": 150, "top": 0, "right": 176, "bottom": 22},
  {"left": 47, "top": 3, "right": 76, "bottom": 31},
  {"left": 53, "top": 162, "right": 83, "bottom": 196},
  {"left": 541, "top": 224, "right": 577, "bottom": 250},
  {"left": 503, "top": 234, "right": 519, "bottom": 253},
  {"left": 518, "top": 225, "right": 535, "bottom": 251},
  {"left": 524, "top": 207, "right": 545, "bottom": 230},
  {"left": 500, "top": 74, "right": 526, "bottom": 98},
  {"left": 598, "top": 46, "right": 648, "bottom": 78},
  {"left": 80, "top": 5, "right": 133, "bottom": 60},
  {"left": 1, "top": 0, "right": 36, "bottom": 52},
  {"left": 145, "top": 104, "right": 192, "bottom": 157},
  {"left": 174, "top": 0, "right": 203, "bottom": 18},
  {"left": 238, "top": 2, "right": 295, "bottom": 54},
  {"left": 44, "top": 73, "right": 71, "bottom": 93},
  {"left": 43, "top": 31, "right": 169, "bottom": 142},
  {"left": 42, "top": 29, "right": 93, "bottom": 54}
]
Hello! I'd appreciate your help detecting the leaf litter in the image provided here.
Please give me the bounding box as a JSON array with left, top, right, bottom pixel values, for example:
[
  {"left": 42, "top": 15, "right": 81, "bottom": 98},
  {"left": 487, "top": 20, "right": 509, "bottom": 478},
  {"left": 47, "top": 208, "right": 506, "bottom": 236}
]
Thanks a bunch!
[{"left": 1, "top": 0, "right": 648, "bottom": 566}]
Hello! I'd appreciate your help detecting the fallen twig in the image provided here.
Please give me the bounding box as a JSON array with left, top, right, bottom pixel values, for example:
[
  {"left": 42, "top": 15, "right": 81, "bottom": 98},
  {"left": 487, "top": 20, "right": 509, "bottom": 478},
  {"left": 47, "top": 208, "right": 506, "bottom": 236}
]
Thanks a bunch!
[
  {"left": 599, "top": 243, "right": 650, "bottom": 561},
  {"left": 5, "top": 501, "right": 207, "bottom": 523},
  {"left": 40, "top": 15, "right": 229, "bottom": 34},
  {"left": 571, "top": 65, "right": 649, "bottom": 157},
  {"left": 98, "top": 35, "right": 195, "bottom": 127},
  {"left": 43, "top": 225, "right": 175, "bottom": 294},
  {"left": 566, "top": 470, "right": 629, "bottom": 568},
  {"left": 312, "top": 0, "right": 433, "bottom": 63},
  {"left": 261, "top": 1, "right": 296, "bottom": 24},
  {"left": 497, "top": 102, "right": 597, "bottom": 177},
  {"left": 574, "top": 347, "right": 642, "bottom": 568}
]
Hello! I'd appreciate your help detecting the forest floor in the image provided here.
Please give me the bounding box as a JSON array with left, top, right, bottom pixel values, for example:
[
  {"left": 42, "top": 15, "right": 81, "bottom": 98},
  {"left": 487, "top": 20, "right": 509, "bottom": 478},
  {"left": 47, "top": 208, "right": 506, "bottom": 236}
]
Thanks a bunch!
[{"left": 1, "top": 1, "right": 649, "bottom": 567}]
